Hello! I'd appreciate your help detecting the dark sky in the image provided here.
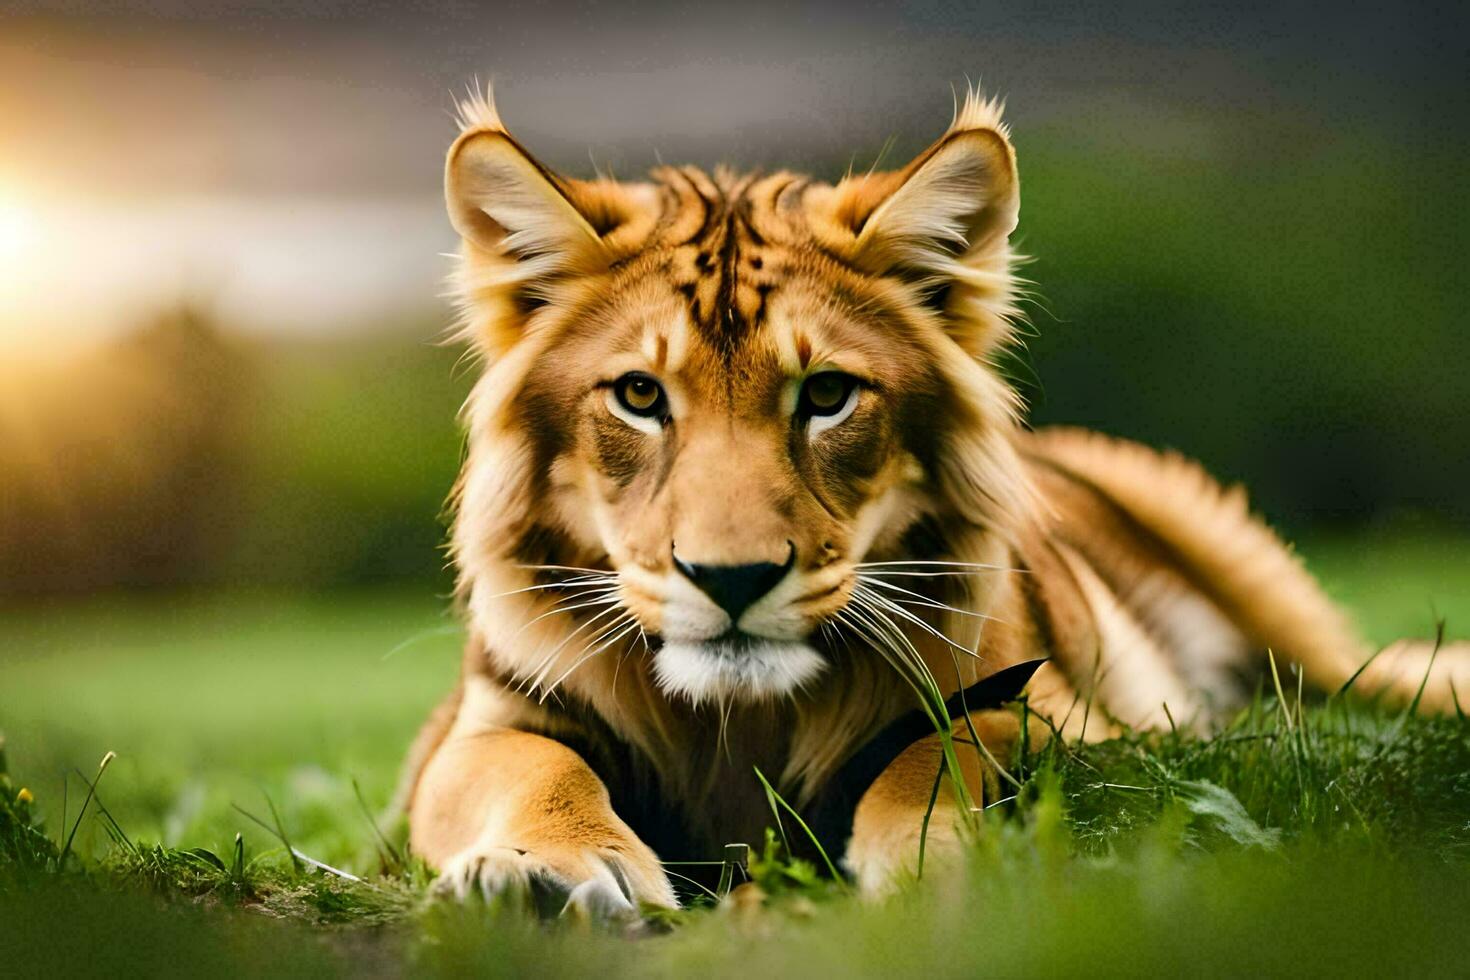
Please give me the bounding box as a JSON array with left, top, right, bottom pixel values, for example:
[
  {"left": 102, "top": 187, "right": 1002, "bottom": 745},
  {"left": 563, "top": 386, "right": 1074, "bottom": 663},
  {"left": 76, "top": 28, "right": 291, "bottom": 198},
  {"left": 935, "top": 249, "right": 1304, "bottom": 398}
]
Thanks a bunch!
[
  {"left": 2, "top": 0, "right": 1464, "bottom": 340},
  {"left": 4, "top": 0, "right": 1465, "bottom": 193}
]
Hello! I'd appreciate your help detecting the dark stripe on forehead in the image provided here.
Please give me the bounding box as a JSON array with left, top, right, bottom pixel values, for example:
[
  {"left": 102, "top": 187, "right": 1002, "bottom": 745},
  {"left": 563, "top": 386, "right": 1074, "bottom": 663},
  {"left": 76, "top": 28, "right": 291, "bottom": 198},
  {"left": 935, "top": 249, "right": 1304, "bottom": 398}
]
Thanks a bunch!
[
  {"left": 671, "top": 167, "right": 715, "bottom": 247},
  {"left": 685, "top": 171, "right": 769, "bottom": 357},
  {"left": 651, "top": 168, "right": 823, "bottom": 364},
  {"left": 735, "top": 193, "right": 766, "bottom": 247},
  {"left": 712, "top": 205, "right": 743, "bottom": 352}
]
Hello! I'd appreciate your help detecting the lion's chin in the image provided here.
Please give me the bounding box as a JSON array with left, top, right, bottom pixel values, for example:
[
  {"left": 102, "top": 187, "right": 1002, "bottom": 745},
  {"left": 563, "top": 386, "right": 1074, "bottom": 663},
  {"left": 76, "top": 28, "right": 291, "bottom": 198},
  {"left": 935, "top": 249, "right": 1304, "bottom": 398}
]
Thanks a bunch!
[{"left": 652, "top": 637, "right": 826, "bottom": 704}]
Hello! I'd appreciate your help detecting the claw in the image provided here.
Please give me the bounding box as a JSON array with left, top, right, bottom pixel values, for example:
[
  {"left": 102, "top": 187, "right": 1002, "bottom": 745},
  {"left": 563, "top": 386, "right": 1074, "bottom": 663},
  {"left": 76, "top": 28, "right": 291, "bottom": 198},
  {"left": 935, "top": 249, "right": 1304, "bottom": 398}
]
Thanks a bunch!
[
  {"left": 561, "top": 875, "right": 637, "bottom": 925},
  {"left": 430, "top": 846, "right": 654, "bottom": 927}
]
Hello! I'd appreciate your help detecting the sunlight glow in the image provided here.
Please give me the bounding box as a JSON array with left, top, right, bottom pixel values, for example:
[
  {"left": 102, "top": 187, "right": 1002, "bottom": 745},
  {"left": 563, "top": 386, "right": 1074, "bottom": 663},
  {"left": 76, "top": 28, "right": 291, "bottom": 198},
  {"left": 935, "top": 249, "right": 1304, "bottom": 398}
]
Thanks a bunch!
[
  {"left": 0, "top": 188, "right": 39, "bottom": 265},
  {"left": 0, "top": 180, "right": 447, "bottom": 354}
]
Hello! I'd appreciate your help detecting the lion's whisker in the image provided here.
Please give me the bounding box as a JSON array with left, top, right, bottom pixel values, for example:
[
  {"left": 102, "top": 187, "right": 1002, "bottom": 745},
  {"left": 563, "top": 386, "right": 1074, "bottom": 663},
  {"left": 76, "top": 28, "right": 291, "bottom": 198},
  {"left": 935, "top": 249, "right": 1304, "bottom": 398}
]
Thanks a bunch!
[
  {"left": 844, "top": 596, "right": 933, "bottom": 687},
  {"left": 848, "top": 594, "right": 953, "bottom": 706},
  {"left": 610, "top": 623, "right": 651, "bottom": 693},
  {"left": 856, "top": 560, "right": 1015, "bottom": 571},
  {"left": 716, "top": 693, "right": 736, "bottom": 764},
  {"left": 857, "top": 570, "right": 998, "bottom": 579},
  {"left": 857, "top": 576, "right": 993, "bottom": 620},
  {"left": 507, "top": 591, "right": 622, "bottom": 642},
  {"left": 526, "top": 612, "right": 629, "bottom": 695},
  {"left": 855, "top": 584, "right": 979, "bottom": 658},
  {"left": 481, "top": 576, "right": 616, "bottom": 601},
  {"left": 517, "top": 602, "right": 627, "bottom": 695},
  {"left": 516, "top": 563, "right": 615, "bottom": 577},
  {"left": 539, "top": 616, "right": 641, "bottom": 703}
]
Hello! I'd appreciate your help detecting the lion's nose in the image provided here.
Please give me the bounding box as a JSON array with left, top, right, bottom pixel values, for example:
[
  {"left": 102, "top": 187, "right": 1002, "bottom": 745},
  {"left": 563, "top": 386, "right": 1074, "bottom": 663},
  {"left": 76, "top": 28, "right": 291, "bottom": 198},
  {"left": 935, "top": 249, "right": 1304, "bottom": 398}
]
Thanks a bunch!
[{"left": 672, "top": 542, "right": 795, "bottom": 622}]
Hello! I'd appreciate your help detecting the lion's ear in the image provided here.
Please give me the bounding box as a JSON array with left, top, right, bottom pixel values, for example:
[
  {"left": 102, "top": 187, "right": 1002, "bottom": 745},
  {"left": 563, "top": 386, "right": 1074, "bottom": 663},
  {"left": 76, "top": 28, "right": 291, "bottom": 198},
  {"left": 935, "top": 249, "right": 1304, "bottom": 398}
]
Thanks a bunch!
[
  {"left": 445, "top": 89, "right": 661, "bottom": 353},
  {"left": 446, "top": 114, "right": 604, "bottom": 278},
  {"left": 837, "top": 97, "right": 1018, "bottom": 276},
  {"left": 814, "top": 89, "right": 1022, "bottom": 357}
]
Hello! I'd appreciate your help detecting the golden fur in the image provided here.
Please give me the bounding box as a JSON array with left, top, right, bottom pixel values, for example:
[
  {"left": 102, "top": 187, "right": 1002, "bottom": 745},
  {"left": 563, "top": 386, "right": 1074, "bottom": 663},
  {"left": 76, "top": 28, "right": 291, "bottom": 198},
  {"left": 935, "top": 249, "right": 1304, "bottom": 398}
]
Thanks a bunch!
[{"left": 404, "top": 86, "right": 1468, "bottom": 913}]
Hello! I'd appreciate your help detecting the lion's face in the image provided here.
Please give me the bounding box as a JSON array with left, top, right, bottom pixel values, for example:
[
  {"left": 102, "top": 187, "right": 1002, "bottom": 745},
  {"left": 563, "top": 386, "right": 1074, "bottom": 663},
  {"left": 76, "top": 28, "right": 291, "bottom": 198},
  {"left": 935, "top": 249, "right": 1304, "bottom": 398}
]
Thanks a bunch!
[
  {"left": 513, "top": 240, "right": 960, "bottom": 700},
  {"left": 448, "top": 91, "right": 1030, "bottom": 704}
]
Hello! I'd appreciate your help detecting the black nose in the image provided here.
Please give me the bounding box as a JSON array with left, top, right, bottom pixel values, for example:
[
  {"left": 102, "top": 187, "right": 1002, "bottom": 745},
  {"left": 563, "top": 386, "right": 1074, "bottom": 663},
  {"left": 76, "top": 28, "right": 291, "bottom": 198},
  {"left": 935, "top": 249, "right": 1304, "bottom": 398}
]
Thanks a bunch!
[{"left": 673, "top": 543, "right": 795, "bottom": 622}]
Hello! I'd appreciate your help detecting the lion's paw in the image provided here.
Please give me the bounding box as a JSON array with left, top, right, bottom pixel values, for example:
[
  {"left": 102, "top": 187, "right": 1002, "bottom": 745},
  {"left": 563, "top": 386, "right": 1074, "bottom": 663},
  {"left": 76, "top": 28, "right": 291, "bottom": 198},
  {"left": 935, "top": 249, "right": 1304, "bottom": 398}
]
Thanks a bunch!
[
  {"left": 430, "top": 844, "right": 666, "bottom": 924},
  {"left": 846, "top": 813, "right": 966, "bottom": 899}
]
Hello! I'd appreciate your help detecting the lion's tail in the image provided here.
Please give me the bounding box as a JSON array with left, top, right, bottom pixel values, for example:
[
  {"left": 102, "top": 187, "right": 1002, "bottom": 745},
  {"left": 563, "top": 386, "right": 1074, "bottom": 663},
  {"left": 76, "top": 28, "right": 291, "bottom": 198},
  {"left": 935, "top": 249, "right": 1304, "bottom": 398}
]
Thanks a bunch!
[{"left": 1029, "top": 427, "right": 1468, "bottom": 714}]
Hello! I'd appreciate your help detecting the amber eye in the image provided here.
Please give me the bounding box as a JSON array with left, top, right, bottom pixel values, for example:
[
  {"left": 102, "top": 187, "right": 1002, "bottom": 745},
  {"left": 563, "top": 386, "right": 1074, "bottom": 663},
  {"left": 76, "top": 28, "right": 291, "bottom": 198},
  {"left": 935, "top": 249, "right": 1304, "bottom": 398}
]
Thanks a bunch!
[
  {"left": 613, "top": 373, "right": 667, "bottom": 419},
  {"left": 798, "top": 372, "right": 857, "bottom": 417}
]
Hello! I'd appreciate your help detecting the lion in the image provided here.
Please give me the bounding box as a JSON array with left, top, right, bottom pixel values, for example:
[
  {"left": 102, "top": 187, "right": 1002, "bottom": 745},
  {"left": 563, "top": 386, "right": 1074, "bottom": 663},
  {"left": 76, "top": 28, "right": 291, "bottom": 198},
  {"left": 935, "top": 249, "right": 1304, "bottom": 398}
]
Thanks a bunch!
[{"left": 400, "top": 86, "right": 1468, "bottom": 918}]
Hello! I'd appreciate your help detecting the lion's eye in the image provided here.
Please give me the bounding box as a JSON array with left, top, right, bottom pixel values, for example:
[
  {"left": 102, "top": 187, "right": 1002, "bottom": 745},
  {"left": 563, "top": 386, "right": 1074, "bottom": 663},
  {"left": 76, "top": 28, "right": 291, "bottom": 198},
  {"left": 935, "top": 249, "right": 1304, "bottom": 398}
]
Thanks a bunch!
[
  {"left": 613, "top": 373, "right": 667, "bottom": 419},
  {"left": 798, "top": 372, "right": 857, "bottom": 417}
]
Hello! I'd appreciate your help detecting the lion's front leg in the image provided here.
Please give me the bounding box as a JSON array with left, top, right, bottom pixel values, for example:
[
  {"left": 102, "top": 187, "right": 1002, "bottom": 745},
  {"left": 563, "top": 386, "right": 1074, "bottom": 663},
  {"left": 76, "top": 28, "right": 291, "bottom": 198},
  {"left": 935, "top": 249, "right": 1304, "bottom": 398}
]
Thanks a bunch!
[
  {"left": 844, "top": 709, "right": 1033, "bottom": 897},
  {"left": 410, "top": 728, "right": 677, "bottom": 920}
]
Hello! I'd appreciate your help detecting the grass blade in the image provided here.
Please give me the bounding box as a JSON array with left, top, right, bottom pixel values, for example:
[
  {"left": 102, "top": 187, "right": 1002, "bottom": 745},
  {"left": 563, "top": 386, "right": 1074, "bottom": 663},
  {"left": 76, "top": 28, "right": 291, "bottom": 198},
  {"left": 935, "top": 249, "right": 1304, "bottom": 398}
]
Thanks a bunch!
[
  {"left": 752, "top": 766, "right": 848, "bottom": 890},
  {"left": 916, "top": 765, "right": 944, "bottom": 880},
  {"left": 263, "top": 791, "right": 302, "bottom": 874},
  {"left": 58, "top": 751, "right": 115, "bottom": 868},
  {"left": 232, "top": 803, "right": 366, "bottom": 883},
  {"left": 352, "top": 777, "right": 404, "bottom": 871}
]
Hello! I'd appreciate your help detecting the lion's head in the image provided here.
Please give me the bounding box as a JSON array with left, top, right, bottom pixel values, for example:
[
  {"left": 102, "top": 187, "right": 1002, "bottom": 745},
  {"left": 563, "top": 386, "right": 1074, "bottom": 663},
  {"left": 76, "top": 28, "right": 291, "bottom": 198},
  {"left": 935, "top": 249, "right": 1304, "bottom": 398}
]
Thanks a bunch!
[{"left": 449, "top": 89, "right": 1033, "bottom": 706}]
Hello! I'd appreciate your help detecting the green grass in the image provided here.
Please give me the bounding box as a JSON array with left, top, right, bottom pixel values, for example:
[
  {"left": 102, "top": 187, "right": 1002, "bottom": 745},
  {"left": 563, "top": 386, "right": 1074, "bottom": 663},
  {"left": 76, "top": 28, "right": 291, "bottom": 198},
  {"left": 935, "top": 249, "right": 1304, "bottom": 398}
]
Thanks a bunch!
[
  {"left": 2, "top": 535, "right": 1468, "bottom": 976},
  {"left": 0, "top": 588, "right": 463, "bottom": 867}
]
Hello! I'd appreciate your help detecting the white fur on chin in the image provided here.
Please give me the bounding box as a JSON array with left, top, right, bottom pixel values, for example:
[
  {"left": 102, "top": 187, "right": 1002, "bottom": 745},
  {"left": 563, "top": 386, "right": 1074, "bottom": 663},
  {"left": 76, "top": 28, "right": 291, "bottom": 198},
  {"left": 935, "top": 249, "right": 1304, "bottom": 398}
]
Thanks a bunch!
[{"left": 653, "top": 639, "right": 826, "bottom": 704}]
